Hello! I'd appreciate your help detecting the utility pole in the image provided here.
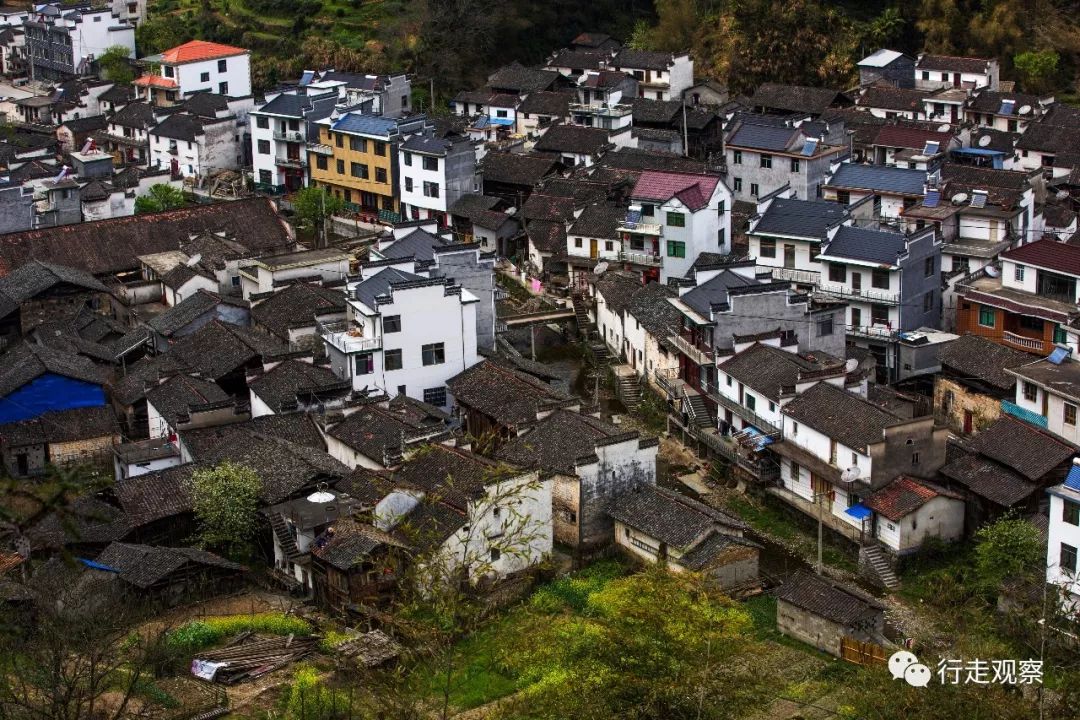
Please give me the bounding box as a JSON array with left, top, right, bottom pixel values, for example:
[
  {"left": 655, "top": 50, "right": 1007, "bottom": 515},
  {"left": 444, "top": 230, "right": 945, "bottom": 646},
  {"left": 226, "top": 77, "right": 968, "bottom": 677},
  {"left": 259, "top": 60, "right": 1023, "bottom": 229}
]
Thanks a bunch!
[{"left": 816, "top": 491, "right": 824, "bottom": 575}]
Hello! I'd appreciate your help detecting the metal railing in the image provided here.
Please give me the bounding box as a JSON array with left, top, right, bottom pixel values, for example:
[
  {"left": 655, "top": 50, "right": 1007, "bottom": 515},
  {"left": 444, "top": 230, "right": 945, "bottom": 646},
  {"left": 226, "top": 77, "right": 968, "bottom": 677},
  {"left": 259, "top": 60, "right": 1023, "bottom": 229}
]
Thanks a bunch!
[
  {"left": 668, "top": 333, "right": 714, "bottom": 365},
  {"left": 846, "top": 324, "right": 899, "bottom": 340},
  {"left": 569, "top": 102, "right": 633, "bottom": 117},
  {"left": 308, "top": 143, "right": 333, "bottom": 156},
  {"left": 654, "top": 367, "right": 682, "bottom": 399},
  {"left": 700, "top": 381, "right": 782, "bottom": 436},
  {"left": 619, "top": 250, "right": 663, "bottom": 267},
  {"left": 275, "top": 155, "right": 307, "bottom": 168},
  {"left": 770, "top": 267, "right": 819, "bottom": 285},
  {"left": 617, "top": 220, "right": 663, "bottom": 235},
  {"left": 318, "top": 319, "right": 383, "bottom": 354},
  {"left": 817, "top": 282, "right": 900, "bottom": 305},
  {"left": 273, "top": 129, "right": 306, "bottom": 143},
  {"left": 1003, "top": 331, "right": 1045, "bottom": 353}
]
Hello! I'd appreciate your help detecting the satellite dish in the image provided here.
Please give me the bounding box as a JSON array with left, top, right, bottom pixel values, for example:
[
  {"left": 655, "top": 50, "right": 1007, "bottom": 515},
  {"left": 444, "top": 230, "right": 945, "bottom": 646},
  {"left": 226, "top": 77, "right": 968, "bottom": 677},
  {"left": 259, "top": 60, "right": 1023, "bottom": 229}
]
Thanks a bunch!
[
  {"left": 1018, "top": 104, "right": 1032, "bottom": 116},
  {"left": 937, "top": 123, "right": 950, "bottom": 132},
  {"left": 185, "top": 253, "right": 203, "bottom": 267},
  {"left": 844, "top": 358, "right": 859, "bottom": 372},
  {"left": 984, "top": 265, "right": 1000, "bottom": 278},
  {"left": 978, "top": 134, "right": 992, "bottom": 147},
  {"left": 840, "top": 466, "right": 861, "bottom": 483},
  {"left": 307, "top": 489, "right": 336, "bottom": 504},
  {"left": 594, "top": 261, "right": 609, "bottom": 275},
  {"left": 951, "top": 192, "right": 969, "bottom": 205}
]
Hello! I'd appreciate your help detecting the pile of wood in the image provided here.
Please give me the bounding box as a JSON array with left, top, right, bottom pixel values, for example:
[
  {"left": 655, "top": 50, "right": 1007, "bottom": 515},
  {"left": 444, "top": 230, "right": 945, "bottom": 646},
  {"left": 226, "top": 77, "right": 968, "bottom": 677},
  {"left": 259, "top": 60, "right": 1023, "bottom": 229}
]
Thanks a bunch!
[
  {"left": 192, "top": 633, "right": 319, "bottom": 684},
  {"left": 335, "top": 630, "right": 401, "bottom": 668}
]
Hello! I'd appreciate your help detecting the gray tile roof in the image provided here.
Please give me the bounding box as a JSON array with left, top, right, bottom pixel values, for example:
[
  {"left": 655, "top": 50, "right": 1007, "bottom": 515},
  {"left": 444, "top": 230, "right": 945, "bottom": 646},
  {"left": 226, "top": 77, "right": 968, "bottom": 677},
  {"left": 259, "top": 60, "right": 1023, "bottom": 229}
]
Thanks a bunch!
[
  {"left": 110, "top": 101, "right": 157, "bottom": 129},
  {"left": 608, "top": 484, "right": 748, "bottom": 549},
  {"left": 568, "top": 203, "right": 624, "bottom": 240},
  {"left": 517, "top": 90, "right": 572, "bottom": 117},
  {"left": 594, "top": 271, "right": 642, "bottom": 316},
  {"left": 0, "top": 405, "right": 118, "bottom": 446},
  {"left": 775, "top": 570, "right": 885, "bottom": 625},
  {"left": 625, "top": 280, "right": 681, "bottom": 339},
  {"left": 495, "top": 409, "right": 637, "bottom": 475},
  {"left": 251, "top": 282, "right": 344, "bottom": 338},
  {"left": 750, "top": 83, "right": 849, "bottom": 115},
  {"left": 631, "top": 98, "right": 682, "bottom": 125},
  {"left": 939, "top": 334, "right": 1030, "bottom": 391},
  {"left": 311, "top": 519, "right": 406, "bottom": 570},
  {"left": 327, "top": 400, "right": 447, "bottom": 463},
  {"left": 0, "top": 341, "right": 106, "bottom": 399},
  {"left": 962, "top": 415, "right": 1075, "bottom": 481},
  {"left": 93, "top": 542, "right": 242, "bottom": 588},
  {"left": 940, "top": 453, "right": 1037, "bottom": 507},
  {"left": 525, "top": 220, "right": 566, "bottom": 254},
  {"left": 752, "top": 197, "right": 848, "bottom": 240},
  {"left": 249, "top": 360, "right": 347, "bottom": 412},
  {"left": 446, "top": 358, "right": 569, "bottom": 429},
  {"left": 821, "top": 226, "right": 907, "bottom": 266},
  {"left": 354, "top": 267, "right": 425, "bottom": 310},
  {"left": 26, "top": 495, "right": 131, "bottom": 549},
  {"left": 114, "top": 463, "right": 197, "bottom": 527},
  {"left": 680, "top": 269, "right": 766, "bottom": 316},
  {"left": 150, "top": 113, "right": 206, "bottom": 142},
  {"left": 144, "top": 374, "right": 230, "bottom": 429},
  {"left": 487, "top": 62, "right": 558, "bottom": 93},
  {"left": 613, "top": 49, "right": 676, "bottom": 72},
  {"left": 480, "top": 152, "right": 559, "bottom": 187},
  {"left": 727, "top": 121, "right": 800, "bottom": 152},
  {"left": 597, "top": 147, "right": 708, "bottom": 174},
  {"left": 719, "top": 344, "right": 841, "bottom": 402},
  {"left": 534, "top": 124, "right": 610, "bottom": 155},
  {"left": 780, "top": 382, "right": 902, "bottom": 452},
  {"left": 0, "top": 259, "right": 108, "bottom": 310},
  {"left": 827, "top": 164, "right": 926, "bottom": 196},
  {"left": 148, "top": 289, "right": 247, "bottom": 337},
  {"left": 167, "top": 320, "right": 288, "bottom": 380}
]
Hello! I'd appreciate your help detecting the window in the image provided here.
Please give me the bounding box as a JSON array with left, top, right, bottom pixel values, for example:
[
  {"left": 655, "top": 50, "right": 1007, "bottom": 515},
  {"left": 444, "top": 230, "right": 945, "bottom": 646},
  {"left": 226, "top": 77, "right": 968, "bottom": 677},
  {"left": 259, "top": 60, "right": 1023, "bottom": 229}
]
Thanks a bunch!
[
  {"left": 574, "top": 237, "right": 582, "bottom": 248},
  {"left": 422, "top": 181, "right": 439, "bottom": 198},
  {"left": 666, "top": 241, "right": 686, "bottom": 258},
  {"left": 1023, "top": 381, "right": 1038, "bottom": 402},
  {"left": 922, "top": 71, "right": 930, "bottom": 80},
  {"left": 316, "top": 155, "right": 327, "bottom": 170},
  {"left": 605, "top": 241, "right": 614, "bottom": 251},
  {"left": 1064, "top": 500, "right": 1080, "bottom": 526},
  {"left": 164, "top": 65, "right": 174, "bottom": 78},
  {"left": 835, "top": 190, "right": 850, "bottom": 205},
  {"left": 259, "top": 169, "right": 271, "bottom": 184},
  {"left": 717, "top": 200, "right": 725, "bottom": 215},
  {"left": 871, "top": 304, "right": 889, "bottom": 325},
  {"left": 218, "top": 59, "right": 227, "bottom": 72},
  {"left": 924, "top": 257, "right": 935, "bottom": 277},
  {"left": 790, "top": 158, "right": 800, "bottom": 172},
  {"left": 257, "top": 139, "right": 270, "bottom": 154},
  {"left": 759, "top": 237, "right": 776, "bottom": 258},
  {"left": 745, "top": 394, "right": 756, "bottom": 411},
  {"left": 375, "top": 167, "right": 388, "bottom": 183},
  {"left": 335, "top": 133, "right": 344, "bottom": 148},
  {"left": 218, "top": 82, "right": 228, "bottom": 95},
  {"left": 871, "top": 269, "right": 890, "bottom": 289},
  {"left": 402, "top": 151, "right": 412, "bottom": 166},
  {"left": 790, "top": 460, "right": 801, "bottom": 482},
  {"left": 817, "top": 315, "right": 833, "bottom": 336},
  {"left": 384, "top": 349, "right": 403, "bottom": 371},
  {"left": 1066, "top": 403, "right": 1077, "bottom": 426},
  {"left": 750, "top": 183, "right": 759, "bottom": 197},
  {"left": 1055, "top": 324, "right": 1069, "bottom": 345},
  {"left": 422, "top": 342, "right": 445, "bottom": 366},
  {"left": 912, "top": 452, "right": 920, "bottom": 465},
  {"left": 769, "top": 401, "right": 775, "bottom": 412},
  {"left": 1014, "top": 265, "right": 1025, "bottom": 282},
  {"left": 809, "top": 244, "right": 820, "bottom": 262},
  {"left": 760, "top": 153, "right": 772, "bottom": 169},
  {"left": 641, "top": 204, "right": 654, "bottom": 216},
  {"left": 424, "top": 386, "right": 447, "bottom": 406},
  {"left": 374, "top": 141, "right": 387, "bottom": 156},
  {"left": 726, "top": 375, "right": 732, "bottom": 386},
  {"left": 422, "top": 156, "right": 438, "bottom": 171},
  {"left": 383, "top": 315, "right": 401, "bottom": 333},
  {"left": 350, "top": 162, "right": 368, "bottom": 179},
  {"left": 733, "top": 150, "right": 742, "bottom": 164},
  {"left": 666, "top": 211, "right": 685, "bottom": 227},
  {"left": 354, "top": 353, "right": 374, "bottom": 375},
  {"left": 978, "top": 305, "right": 995, "bottom": 328},
  {"left": 734, "top": 178, "right": 742, "bottom": 192},
  {"left": 1062, "top": 543, "right": 1078, "bottom": 574},
  {"left": 200, "top": 72, "right": 209, "bottom": 82},
  {"left": 791, "top": 421, "right": 799, "bottom": 436},
  {"left": 923, "top": 292, "right": 933, "bottom": 313},
  {"left": 404, "top": 177, "right": 413, "bottom": 192},
  {"left": 349, "top": 136, "right": 366, "bottom": 152},
  {"left": 256, "top": 116, "right": 268, "bottom": 129},
  {"left": 828, "top": 263, "right": 845, "bottom": 283}
]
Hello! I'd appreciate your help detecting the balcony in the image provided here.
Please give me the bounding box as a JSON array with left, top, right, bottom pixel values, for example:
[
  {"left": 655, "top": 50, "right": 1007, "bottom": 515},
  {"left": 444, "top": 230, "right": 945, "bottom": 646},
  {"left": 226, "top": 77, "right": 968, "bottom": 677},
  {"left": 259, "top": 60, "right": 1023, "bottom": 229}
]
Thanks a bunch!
[
  {"left": 668, "top": 333, "right": 714, "bottom": 365},
  {"left": 619, "top": 250, "right": 663, "bottom": 267},
  {"left": 569, "top": 102, "right": 633, "bottom": 117},
  {"left": 770, "top": 267, "right": 819, "bottom": 285},
  {"left": 1002, "top": 331, "right": 1046, "bottom": 354},
  {"left": 846, "top": 324, "right": 898, "bottom": 341},
  {"left": 308, "top": 143, "right": 333, "bottom": 156},
  {"left": 816, "top": 282, "right": 900, "bottom": 305},
  {"left": 319, "top": 320, "right": 383, "bottom": 355},
  {"left": 701, "top": 381, "right": 782, "bottom": 436},
  {"left": 273, "top": 129, "right": 306, "bottom": 143},
  {"left": 275, "top": 155, "right": 307, "bottom": 169},
  {"left": 617, "top": 218, "right": 663, "bottom": 236}
]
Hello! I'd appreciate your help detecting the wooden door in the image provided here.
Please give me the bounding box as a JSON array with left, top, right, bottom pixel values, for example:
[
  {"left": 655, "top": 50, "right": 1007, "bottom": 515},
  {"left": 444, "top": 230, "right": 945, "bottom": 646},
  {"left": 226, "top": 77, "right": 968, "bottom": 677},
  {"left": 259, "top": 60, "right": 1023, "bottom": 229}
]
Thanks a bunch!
[
  {"left": 590, "top": 238, "right": 598, "bottom": 260},
  {"left": 963, "top": 410, "right": 973, "bottom": 434},
  {"left": 811, "top": 474, "right": 835, "bottom": 509}
]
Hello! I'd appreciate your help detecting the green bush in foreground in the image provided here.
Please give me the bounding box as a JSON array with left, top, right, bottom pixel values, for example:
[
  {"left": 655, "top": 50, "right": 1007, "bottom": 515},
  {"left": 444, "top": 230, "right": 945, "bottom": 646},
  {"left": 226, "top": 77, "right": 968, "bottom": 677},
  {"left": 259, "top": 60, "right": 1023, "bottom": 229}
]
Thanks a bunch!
[{"left": 167, "top": 612, "right": 312, "bottom": 653}]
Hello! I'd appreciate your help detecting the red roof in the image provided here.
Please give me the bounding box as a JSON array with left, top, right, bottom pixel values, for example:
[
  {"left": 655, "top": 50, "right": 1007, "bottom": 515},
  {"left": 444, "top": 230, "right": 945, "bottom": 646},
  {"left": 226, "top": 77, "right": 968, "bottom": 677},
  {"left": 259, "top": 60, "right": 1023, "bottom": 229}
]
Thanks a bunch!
[
  {"left": 161, "top": 40, "right": 248, "bottom": 64},
  {"left": 133, "top": 75, "right": 178, "bottom": 89},
  {"left": 631, "top": 171, "right": 721, "bottom": 211},
  {"left": 1002, "top": 238, "right": 1080, "bottom": 277},
  {"left": 874, "top": 125, "right": 953, "bottom": 150},
  {"left": 864, "top": 476, "right": 961, "bottom": 521}
]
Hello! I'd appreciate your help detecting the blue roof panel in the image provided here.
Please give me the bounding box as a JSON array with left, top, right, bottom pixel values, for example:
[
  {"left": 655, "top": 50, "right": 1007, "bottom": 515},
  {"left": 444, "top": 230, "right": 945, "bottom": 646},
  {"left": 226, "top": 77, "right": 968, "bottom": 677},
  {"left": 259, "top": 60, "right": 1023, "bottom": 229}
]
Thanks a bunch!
[
  {"left": 1065, "top": 464, "right": 1080, "bottom": 491},
  {"left": 845, "top": 503, "right": 872, "bottom": 521},
  {"left": 1048, "top": 346, "right": 1070, "bottom": 364},
  {"left": 331, "top": 112, "right": 398, "bottom": 137},
  {"left": 924, "top": 189, "right": 940, "bottom": 207}
]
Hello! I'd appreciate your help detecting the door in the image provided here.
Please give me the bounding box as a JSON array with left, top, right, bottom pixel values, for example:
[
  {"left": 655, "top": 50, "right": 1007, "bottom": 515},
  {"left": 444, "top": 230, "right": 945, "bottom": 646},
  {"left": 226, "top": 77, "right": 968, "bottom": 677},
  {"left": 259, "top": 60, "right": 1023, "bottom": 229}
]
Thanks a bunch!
[
  {"left": 784, "top": 244, "right": 796, "bottom": 269},
  {"left": 963, "top": 410, "right": 973, "bottom": 434},
  {"left": 15, "top": 453, "right": 27, "bottom": 476},
  {"left": 851, "top": 307, "right": 861, "bottom": 331},
  {"left": 851, "top": 272, "right": 862, "bottom": 295},
  {"left": 953, "top": 72, "right": 961, "bottom": 87},
  {"left": 590, "top": 238, "right": 598, "bottom": 260},
  {"left": 811, "top": 474, "right": 835, "bottom": 509}
]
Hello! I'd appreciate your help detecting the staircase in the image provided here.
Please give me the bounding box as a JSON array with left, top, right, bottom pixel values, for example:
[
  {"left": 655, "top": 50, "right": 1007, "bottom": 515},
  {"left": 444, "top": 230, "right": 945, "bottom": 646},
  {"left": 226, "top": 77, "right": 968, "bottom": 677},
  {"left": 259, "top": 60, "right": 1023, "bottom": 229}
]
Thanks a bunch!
[
  {"left": 861, "top": 544, "right": 900, "bottom": 590},
  {"left": 616, "top": 372, "right": 642, "bottom": 410},
  {"left": 572, "top": 293, "right": 593, "bottom": 338},
  {"left": 682, "top": 390, "right": 713, "bottom": 428},
  {"left": 269, "top": 512, "right": 302, "bottom": 562},
  {"left": 589, "top": 342, "right": 610, "bottom": 363}
]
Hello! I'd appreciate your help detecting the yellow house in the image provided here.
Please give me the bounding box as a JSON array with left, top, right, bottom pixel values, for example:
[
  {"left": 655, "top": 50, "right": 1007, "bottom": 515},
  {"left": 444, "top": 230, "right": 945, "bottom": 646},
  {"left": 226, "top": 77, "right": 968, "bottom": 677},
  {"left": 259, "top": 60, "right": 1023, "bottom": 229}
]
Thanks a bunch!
[{"left": 308, "top": 112, "right": 428, "bottom": 220}]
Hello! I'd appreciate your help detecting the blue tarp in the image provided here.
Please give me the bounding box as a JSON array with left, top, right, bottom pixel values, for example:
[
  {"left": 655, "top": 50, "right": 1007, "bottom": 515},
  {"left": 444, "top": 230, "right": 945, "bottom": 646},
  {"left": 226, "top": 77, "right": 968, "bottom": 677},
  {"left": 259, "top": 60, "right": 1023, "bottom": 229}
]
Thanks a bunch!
[
  {"left": 845, "top": 503, "right": 872, "bottom": 521},
  {"left": 742, "top": 425, "right": 775, "bottom": 452},
  {"left": 79, "top": 558, "right": 119, "bottom": 573},
  {"left": 952, "top": 148, "right": 1006, "bottom": 157},
  {"left": 1065, "top": 463, "right": 1080, "bottom": 492}
]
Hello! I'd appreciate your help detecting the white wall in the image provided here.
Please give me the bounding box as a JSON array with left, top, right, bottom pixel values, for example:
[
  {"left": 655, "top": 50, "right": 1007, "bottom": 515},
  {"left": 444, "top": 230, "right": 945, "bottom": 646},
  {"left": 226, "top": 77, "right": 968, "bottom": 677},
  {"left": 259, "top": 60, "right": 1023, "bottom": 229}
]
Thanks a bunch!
[
  {"left": 399, "top": 149, "right": 448, "bottom": 214},
  {"left": 1048, "top": 488, "right": 1080, "bottom": 610},
  {"left": 325, "top": 432, "right": 385, "bottom": 471},
  {"left": 172, "top": 53, "right": 252, "bottom": 98}
]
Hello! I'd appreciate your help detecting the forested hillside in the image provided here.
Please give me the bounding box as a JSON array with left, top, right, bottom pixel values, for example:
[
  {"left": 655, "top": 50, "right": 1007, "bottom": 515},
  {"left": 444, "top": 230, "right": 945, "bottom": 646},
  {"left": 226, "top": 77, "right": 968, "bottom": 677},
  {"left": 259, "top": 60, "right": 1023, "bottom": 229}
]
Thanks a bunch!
[{"left": 138, "top": 0, "right": 1080, "bottom": 99}]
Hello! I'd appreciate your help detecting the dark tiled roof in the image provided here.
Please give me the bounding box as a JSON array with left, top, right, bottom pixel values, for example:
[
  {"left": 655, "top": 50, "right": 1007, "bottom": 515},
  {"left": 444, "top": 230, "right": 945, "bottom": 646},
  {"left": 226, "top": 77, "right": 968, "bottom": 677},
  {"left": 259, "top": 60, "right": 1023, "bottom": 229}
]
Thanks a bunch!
[
  {"left": 249, "top": 361, "right": 346, "bottom": 413},
  {"left": 250, "top": 282, "right": 345, "bottom": 338},
  {"left": 780, "top": 383, "right": 901, "bottom": 453},
  {"left": 597, "top": 147, "right": 707, "bottom": 174},
  {"left": 727, "top": 120, "right": 802, "bottom": 152},
  {"left": 752, "top": 197, "right": 848, "bottom": 240},
  {"left": 114, "top": 464, "right": 196, "bottom": 527},
  {"left": 522, "top": 194, "right": 576, "bottom": 223},
  {"left": 916, "top": 54, "right": 992, "bottom": 74},
  {"left": 496, "top": 409, "right": 638, "bottom": 475},
  {"left": 60, "top": 114, "right": 108, "bottom": 133},
  {"left": 939, "top": 334, "right": 1030, "bottom": 390},
  {"left": 546, "top": 48, "right": 608, "bottom": 71},
  {"left": 940, "top": 453, "right": 1037, "bottom": 507},
  {"left": 568, "top": 203, "right": 624, "bottom": 240},
  {"left": 93, "top": 542, "right": 242, "bottom": 588},
  {"left": 26, "top": 495, "right": 131, "bottom": 550},
  {"left": 390, "top": 443, "right": 509, "bottom": 510},
  {"left": 0, "top": 198, "right": 292, "bottom": 278},
  {"left": 534, "top": 124, "right": 610, "bottom": 155},
  {"left": 822, "top": 226, "right": 907, "bottom": 266},
  {"left": 680, "top": 269, "right": 765, "bottom": 316},
  {"left": 109, "top": 101, "right": 157, "bottom": 129},
  {"left": 167, "top": 320, "right": 287, "bottom": 380},
  {"left": 967, "top": 90, "right": 1045, "bottom": 114},
  {"left": 144, "top": 374, "right": 230, "bottom": 429},
  {"left": 182, "top": 92, "right": 229, "bottom": 118},
  {"left": 1015, "top": 119, "right": 1080, "bottom": 157},
  {"left": 864, "top": 475, "right": 961, "bottom": 521},
  {"left": 147, "top": 289, "right": 247, "bottom": 337},
  {"left": 353, "top": 267, "right": 425, "bottom": 310},
  {"left": 594, "top": 271, "right": 641, "bottom": 316},
  {"left": 857, "top": 86, "right": 929, "bottom": 112},
  {"left": 625, "top": 281, "right": 681, "bottom": 339},
  {"left": 481, "top": 152, "right": 559, "bottom": 187},
  {"left": 608, "top": 484, "right": 747, "bottom": 548},
  {"left": 150, "top": 113, "right": 207, "bottom": 142},
  {"left": 525, "top": 220, "right": 566, "bottom": 254},
  {"left": 613, "top": 49, "right": 676, "bottom": 72},
  {"left": 446, "top": 358, "right": 569, "bottom": 429},
  {"left": 719, "top": 344, "right": 841, "bottom": 402},
  {"left": 449, "top": 194, "right": 512, "bottom": 230},
  {"left": 0, "top": 405, "right": 119, "bottom": 446},
  {"left": 0, "top": 341, "right": 106, "bottom": 399},
  {"left": 631, "top": 98, "right": 682, "bottom": 125},
  {"left": 327, "top": 401, "right": 442, "bottom": 463},
  {"left": 775, "top": 570, "right": 885, "bottom": 625},
  {"left": 826, "top": 164, "right": 926, "bottom": 196},
  {"left": 312, "top": 519, "right": 406, "bottom": 570},
  {"left": 964, "top": 415, "right": 1075, "bottom": 480},
  {"left": 487, "top": 62, "right": 558, "bottom": 93},
  {"left": 517, "top": 91, "right": 572, "bottom": 117},
  {"left": 1001, "top": 238, "right": 1080, "bottom": 276},
  {"left": 751, "top": 83, "right": 848, "bottom": 115},
  {"left": 0, "top": 259, "right": 107, "bottom": 307}
]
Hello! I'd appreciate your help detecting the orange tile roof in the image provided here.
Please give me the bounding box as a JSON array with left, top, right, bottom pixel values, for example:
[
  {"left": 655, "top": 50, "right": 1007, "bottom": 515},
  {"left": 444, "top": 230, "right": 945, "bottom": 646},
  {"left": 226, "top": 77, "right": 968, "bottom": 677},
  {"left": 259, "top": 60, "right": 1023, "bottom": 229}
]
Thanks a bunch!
[
  {"left": 134, "top": 75, "right": 178, "bottom": 88},
  {"left": 161, "top": 40, "right": 248, "bottom": 65}
]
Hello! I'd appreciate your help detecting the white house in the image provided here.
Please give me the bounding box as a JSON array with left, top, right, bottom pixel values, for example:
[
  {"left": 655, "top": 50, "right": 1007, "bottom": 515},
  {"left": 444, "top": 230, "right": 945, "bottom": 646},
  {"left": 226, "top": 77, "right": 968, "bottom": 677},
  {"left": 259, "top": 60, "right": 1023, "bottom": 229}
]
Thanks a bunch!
[
  {"left": 821, "top": 163, "right": 926, "bottom": 221},
  {"left": 615, "top": 169, "right": 732, "bottom": 282},
  {"left": 148, "top": 112, "right": 241, "bottom": 179},
  {"left": 397, "top": 133, "right": 478, "bottom": 226},
  {"left": 237, "top": 248, "right": 351, "bottom": 299},
  {"left": 1047, "top": 466, "right": 1080, "bottom": 611},
  {"left": 748, "top": 190, "right": 851, "bottom": 286},
  {"left": 135, "top": 40, "right": 251, "bottom": 104},
  {"left": 322, "top": 265, "right": 479, "bottom": 409},
  {"left": 914, "top": 53, "right": 999, "bottom": 91},
  {"left": 1006, "top": 353, "right": 1080, "bottom": 446},
  {"left": 270, "top": 488, "right": 361, "bottom": 591},
  {"left": 863, "top": 475, "right": 964, "bottom": 554},
  {"left": 23, "top": 5, "right": 134, "bottom": 82},
  {"left": 610, "top": 49, "right": 693, "bottom": 101},
  {"left": 250, "top": 89, "right": 339, "bottom": 193}
]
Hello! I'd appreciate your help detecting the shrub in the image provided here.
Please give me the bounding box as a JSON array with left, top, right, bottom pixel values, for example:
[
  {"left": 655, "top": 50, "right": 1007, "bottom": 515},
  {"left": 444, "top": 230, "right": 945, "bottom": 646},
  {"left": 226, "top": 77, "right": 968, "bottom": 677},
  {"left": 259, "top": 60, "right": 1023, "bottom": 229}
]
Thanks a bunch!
[
  {"left": 528, "top": 560, "right": 625, "bottom": 613},
  {"left": 167, "top": 613, "right": 312, "bottom": 653}
]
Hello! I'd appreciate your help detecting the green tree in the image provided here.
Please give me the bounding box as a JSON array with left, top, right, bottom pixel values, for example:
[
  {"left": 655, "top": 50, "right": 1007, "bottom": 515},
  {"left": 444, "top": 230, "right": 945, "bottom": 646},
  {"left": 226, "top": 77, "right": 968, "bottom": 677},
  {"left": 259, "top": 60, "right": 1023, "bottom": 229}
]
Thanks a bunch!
[
  {"left": 187, "top": 461, "right": 262, "bottom": 559},
  {"left": 915, "top": 0, "right": 961, "bottom": 54},
  {"left": 97, "top": 45, "right": 134, "bottom": 84},
  {"left": 292, "top": 185, "right": 345, "bottom": 239},
  {"left": 1014, "top": 49, "right": 1060, "bottom": 94},
  {"left": 134, "top": 14, "right": 189, "bottom": 56},
  {"left": 864, "top": 6, "right": 905, "bottom": 48},
  {"left": 134, "top": 183, "right": 186, "bottom": 214},
  {"left": 973, "top": 515, "right": 1043, "bottom": 593}
]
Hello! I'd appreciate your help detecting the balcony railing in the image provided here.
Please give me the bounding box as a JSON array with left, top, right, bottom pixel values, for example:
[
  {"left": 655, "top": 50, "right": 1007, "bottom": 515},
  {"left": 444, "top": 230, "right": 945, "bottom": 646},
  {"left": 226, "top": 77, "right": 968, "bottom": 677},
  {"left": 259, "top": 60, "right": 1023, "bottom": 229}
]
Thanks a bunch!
[
  {"left": 1003, "top": 331, "right": 1045, "bottom": 353},
  {"left": 816, "top": 282, "right": 900, "bottom": 305},
  {"left": 617, "top": 219, "right": 663, "bottom": 236},
  {"left": 701, "top": 381, "right": 782, "bottom": 436},
  {"left": 273, "top": 129, "right": 306, "bottom": 143},
  {"left": 619, "top": 250, "right": 663, "bottom": 267},
  {"left": 319, "top": 320, "right": 383, "bottom": 354},
  {"left": 770, "top": 267, "right": 819, "bottom": 285},
  {"left": 668, "top": 333, "right": 714, "bottom": 365},
  {"left": 308, "top": 143, "right": 333, "bottom": 156},
  {"left": 846, "top": 324, "right": 899, "bottom": 341},
  {"left": 275, "top": 155, "right": 307, "bottom": 168},
  {"left": 569, "top": 102, "right": 633, "bottom": 117}
]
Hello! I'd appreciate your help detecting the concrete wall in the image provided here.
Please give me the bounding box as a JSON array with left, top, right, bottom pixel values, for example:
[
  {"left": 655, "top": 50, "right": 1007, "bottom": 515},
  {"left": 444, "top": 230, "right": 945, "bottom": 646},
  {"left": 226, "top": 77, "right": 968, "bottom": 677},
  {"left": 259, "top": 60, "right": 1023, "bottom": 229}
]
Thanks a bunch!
[
  {"left": 552, "top": 473, "right": 582, "bottom": 546},
  {"left": 430, "top": 249, "right": 496, "bottom": 352},
  {"left": 728, "top": 147, "right": 843, "bottom": 202},
  {"left": 1047, "top": 490, "right": 1080, "bottom": 609},
  {"left": 777, "top": 600, "right": 880, "bottom": 657},
  {"left": 576, "top": 437, "right": 657, "bottom": 549},
  {"left": 933, "top": 376, "right": 1002, "bottom": 435},
  {"left": 875, "top": 495, "right": 964, "bottom": 554}
]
